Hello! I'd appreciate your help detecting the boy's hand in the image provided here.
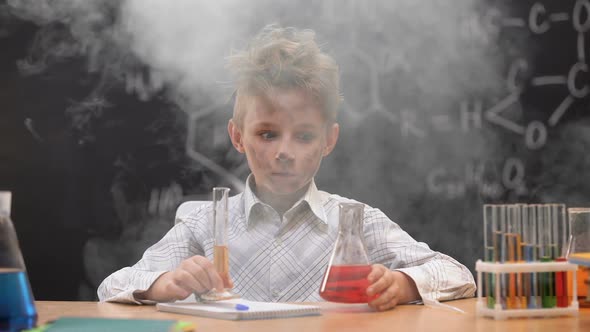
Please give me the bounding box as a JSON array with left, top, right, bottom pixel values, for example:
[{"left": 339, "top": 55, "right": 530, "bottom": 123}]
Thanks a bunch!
[
  {"left": 366, "top": 264, "right": 420, "bottom": 311},
  {"left": 135, "top": 255, "right": 231, "bottom": 302}
]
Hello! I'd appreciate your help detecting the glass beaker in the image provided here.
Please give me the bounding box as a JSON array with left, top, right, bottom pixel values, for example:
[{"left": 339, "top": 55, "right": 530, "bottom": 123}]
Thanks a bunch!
[
  {"left": 566, "top": 207, "right": 590, "bottom": 266},
  {"left": 319, "top": 202, "right": 375, "bottom": 303},
  {"left": 566, "top": 207, "right": 590, "bottom": 306},
  {"left": 200, "top": 187, "right": 239, "bottom": 301},
  {"left": 0, "top": 191, "right": 37, "bottom": 331}
]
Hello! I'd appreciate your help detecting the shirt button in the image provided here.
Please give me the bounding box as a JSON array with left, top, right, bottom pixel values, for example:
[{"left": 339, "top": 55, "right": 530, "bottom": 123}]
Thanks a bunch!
[{"left": 276, "top": 237, "right": 282, "bottom": 245}]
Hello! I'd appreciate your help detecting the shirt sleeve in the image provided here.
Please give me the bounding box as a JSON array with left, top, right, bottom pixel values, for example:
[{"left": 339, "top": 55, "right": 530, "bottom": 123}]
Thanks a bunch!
[
  {"left": 97, "top": 221, "right": 204, "bottom": 304},
  {"left": 363, "top": 206, "right": 476, "bottom": 302}
]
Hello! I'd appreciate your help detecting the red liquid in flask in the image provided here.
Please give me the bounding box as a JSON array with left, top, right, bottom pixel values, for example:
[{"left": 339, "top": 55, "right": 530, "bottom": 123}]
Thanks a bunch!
[{"left": 319, "top": 265, "right": 377, "bottom": 303}]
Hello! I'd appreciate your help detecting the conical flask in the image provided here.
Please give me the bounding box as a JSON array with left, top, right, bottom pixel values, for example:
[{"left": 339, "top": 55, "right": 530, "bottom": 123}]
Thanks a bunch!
[
  {"left": 319, "top": 202, "right": 376, "bottom": 303},
  {"left": 0, "top": 191, "right": 37, "bottom": 331}
]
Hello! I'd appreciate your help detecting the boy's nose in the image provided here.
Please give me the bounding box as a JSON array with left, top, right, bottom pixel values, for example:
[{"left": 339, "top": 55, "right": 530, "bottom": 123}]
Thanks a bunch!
[
  {"left": 276, "top": 151, "right": 294, "bottom": 163},
  {"left": 275, "top": 139, "right": 295, "bottom": 163}
]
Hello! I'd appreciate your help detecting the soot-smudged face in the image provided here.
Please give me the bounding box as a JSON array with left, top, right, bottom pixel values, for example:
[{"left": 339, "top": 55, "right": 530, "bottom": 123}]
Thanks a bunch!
[{"left": 229, "top": 88, "right": 338, "bottom": 202}]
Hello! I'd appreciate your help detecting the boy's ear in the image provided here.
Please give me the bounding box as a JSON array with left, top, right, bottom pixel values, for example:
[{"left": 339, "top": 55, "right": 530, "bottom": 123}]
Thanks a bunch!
[
  {"left": 228, "top": 119, "right": 245, "bottom": 153},
  {"left": 323, "top": 123, "right": 339, "bottom": 156}
]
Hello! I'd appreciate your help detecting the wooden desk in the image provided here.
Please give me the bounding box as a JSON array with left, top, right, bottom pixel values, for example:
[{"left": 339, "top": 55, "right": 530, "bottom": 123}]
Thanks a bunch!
[{"left": 35, "top": 298, "right": 590, "bottom": 332}]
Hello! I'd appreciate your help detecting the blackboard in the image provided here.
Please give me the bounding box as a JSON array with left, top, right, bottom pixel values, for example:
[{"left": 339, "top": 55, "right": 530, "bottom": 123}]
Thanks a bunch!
[{"left": 1, "top": 0, "right": 589, "bottom": 300}]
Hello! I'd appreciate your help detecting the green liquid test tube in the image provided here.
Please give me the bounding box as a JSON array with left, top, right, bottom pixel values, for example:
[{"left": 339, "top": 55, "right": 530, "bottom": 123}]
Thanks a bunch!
[{"left": 538, "top": 204, "right": 556, "bottom": 308}]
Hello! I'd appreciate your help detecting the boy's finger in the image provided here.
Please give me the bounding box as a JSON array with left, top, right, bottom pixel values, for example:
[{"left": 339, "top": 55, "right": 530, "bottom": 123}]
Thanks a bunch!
[
  {"left": 367, "top": 264, "right": 386, "bottom": 283},
  {"left": 205, "top": 266, "right": 225, "bottom": 291},
  {"left": 193, "top": 280, "right": 210, "bottom": 295},
  {"left": 185, "top": 260, "right": 214, "bottom": 290},
  {"left": 189, "top": 256, "right": 222, "bottom": 290},
  {"left": 369, "top": 286, "right": 396, "bottom": 308},
  {"left": 369, "top": 287, "right": 398, "bottom": 311},
  {"left": 367, "top": 270, "right": 396, "bottom": 297},
  {"left": 167, "top": 281, "right": 192, "bottom": 301},
  {"left": 366, "top": 274, "right": 390, "bottom": 296},
  {"left": 176, "top": 268, "right": 207, "bottom": 294}
]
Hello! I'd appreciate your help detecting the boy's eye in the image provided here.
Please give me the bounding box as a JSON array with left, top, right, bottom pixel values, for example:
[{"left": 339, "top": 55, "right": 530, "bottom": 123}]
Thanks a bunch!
[
  {"left": 297, "top": 132, "right": 316, "bottom": 142},
  {"left": 260, "top": 131, "right": 277, "bottom": 140}
]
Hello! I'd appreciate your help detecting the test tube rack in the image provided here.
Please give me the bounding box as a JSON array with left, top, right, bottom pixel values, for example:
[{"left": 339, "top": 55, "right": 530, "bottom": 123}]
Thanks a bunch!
[{"left": 475, "top": 260, "right": 579, "bottom": 319}]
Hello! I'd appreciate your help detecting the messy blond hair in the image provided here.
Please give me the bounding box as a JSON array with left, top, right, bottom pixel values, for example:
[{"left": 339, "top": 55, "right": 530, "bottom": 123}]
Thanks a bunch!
[{"left": 227, "top": 24, "right": 341, "bottom": 127}]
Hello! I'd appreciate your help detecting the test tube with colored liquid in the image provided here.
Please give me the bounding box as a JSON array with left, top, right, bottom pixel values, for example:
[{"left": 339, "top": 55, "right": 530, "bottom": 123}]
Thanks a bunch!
[
  {"left": 551, "top": 204, "right": 569, "bottom": 307},
  {"left": 516, "top": 204, "right": 528, "bottom": 308},
  {"left": 498, "top": 204, "right": 508, "bottom": 309},
  {"left": 506, "top": 204, "right": 523, "bottom": 309},
  {"left": 483, "top": 204, "right": 498, "bottom": 308},
  {"left": 201, "top": 187, "right": 239, "bottom": 301},
  {"left": 517, "top": 204, "right": 530, "bottom": 308},
  {"left": 538, "top": 204, "right": 556, "bottom": 308},
  {"left": 523, "top": 204, "right": 538, "bottom": 308}
]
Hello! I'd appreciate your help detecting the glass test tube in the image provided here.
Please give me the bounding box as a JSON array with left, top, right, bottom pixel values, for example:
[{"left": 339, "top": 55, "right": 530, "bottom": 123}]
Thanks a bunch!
[
  {"left": 498, "top": 204, "right": 508, "bottom": 309},
  {"left": 213, "top": 187, "right": 230, "bottom": 286},
  {"left": 523, "top": 204, "right": 538, "bottom": 308},
  {"left": 516, "top": 204, "right": 529, "bottom": 309},
  {"left": 201, "top": 187, "right": 238, "bottom": 301},
  {"left": 552, "top": 204, "right": 569, "bottom": 307},
  {"left": 483, "top": 204, "right": 497, "bottom": 308},
  {"left": 538, "top": 204, "right": 556, "bottom": 308},
  {"left": 553, "top": 204, "right": 568, "bottom": 259},
  {"left": 506, "top": 204, "right": 523, "bottom": 309}
]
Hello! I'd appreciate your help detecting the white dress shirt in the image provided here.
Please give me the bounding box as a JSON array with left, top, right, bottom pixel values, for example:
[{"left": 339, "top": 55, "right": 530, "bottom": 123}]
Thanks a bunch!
[{"left": 97, "top": 177, "right": 476, "bottom": 304}]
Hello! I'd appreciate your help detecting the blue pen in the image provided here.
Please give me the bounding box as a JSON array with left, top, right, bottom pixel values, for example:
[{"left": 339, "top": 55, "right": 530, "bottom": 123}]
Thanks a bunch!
[
  {"left": 202, "top": 300, "right": 250, "bottom": 311},
  {"left": 234, "top": 303, "right": 249, "bottom": 311}
]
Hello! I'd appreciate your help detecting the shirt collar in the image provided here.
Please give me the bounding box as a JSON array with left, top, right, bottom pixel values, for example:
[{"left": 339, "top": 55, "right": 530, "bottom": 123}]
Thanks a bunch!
[{"left": 243, "top": 174, "right": 328, "bottom": 225}]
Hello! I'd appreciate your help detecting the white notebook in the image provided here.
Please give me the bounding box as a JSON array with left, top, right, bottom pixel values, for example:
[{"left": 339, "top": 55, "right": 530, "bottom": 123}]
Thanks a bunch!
[{"left": 156, "top": 298, "right": 321, "bottom": 321}]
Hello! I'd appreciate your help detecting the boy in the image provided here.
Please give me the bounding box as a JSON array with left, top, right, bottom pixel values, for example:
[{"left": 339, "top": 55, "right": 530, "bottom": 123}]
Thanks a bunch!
[{"left": 98, "top": 25, "right": 476, "bottom": 311}]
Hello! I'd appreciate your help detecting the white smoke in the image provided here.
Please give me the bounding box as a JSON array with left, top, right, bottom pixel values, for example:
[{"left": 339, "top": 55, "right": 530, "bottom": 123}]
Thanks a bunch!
[
  {"left": 119, "top": 0, "right": 248, "bottom": 103},
  {"left": 5, "top": 0, "right": 510, "bottom": 299},
  {"left": 6, "top": 0, "right": 502, "bottom": 109},
  {"left": 7, "top": 0, "right": 253, "bottom": 104}
]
